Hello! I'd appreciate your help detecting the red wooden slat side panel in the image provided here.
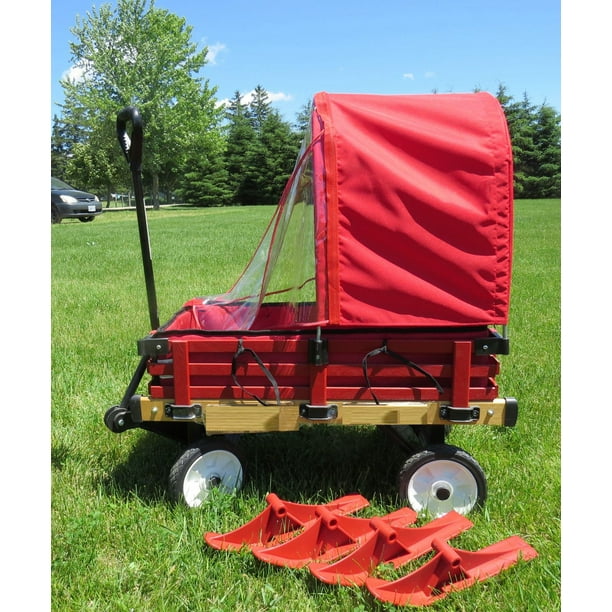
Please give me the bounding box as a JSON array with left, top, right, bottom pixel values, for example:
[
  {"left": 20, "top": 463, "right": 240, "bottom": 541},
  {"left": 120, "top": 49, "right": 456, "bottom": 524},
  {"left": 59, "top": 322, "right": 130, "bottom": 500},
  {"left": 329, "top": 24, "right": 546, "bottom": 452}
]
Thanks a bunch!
[
  {"left": 147, "top": 384, "right": 499, "bottom": 402},
  {"left": 171, "top": 340, "right": 191, "bottom": 405},
  {"left": 145, "top": 332, "right": 500, "bottom": 404},
  {"left": 452, "top": 341, "right": 472, "bottom": 407}
]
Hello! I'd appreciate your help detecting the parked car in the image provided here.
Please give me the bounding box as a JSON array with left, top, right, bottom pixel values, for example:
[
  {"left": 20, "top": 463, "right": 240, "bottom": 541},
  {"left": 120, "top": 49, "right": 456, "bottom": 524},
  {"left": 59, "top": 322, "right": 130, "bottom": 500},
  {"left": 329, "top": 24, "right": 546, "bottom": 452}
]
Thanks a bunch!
[{"left": 51, "top": 177, "right": 103, "bottom": 223}]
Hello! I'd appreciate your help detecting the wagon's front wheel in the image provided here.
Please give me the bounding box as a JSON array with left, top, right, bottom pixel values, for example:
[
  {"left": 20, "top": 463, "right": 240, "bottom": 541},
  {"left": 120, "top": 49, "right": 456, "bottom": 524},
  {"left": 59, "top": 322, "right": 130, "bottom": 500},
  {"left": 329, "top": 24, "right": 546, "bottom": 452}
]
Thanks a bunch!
[
  {"left": 398, "top": 444, "right": 486, "bottom": 517},
  {"left": 169, "top": 438, "right": 245, "bottom": 507}
]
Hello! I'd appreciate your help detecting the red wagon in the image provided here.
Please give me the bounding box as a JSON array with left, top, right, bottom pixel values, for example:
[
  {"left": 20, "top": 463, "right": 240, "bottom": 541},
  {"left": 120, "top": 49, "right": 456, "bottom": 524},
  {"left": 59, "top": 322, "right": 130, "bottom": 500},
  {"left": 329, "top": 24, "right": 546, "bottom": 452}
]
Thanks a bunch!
[{"left": 105, "top": 91, "right": 517, "bottom": 516}]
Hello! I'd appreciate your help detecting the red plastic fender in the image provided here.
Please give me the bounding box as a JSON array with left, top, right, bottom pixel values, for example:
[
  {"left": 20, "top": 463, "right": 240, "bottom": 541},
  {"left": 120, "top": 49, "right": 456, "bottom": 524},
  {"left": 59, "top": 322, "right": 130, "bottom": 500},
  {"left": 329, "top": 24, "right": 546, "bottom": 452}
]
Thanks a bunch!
[
  {"left": 366, "top": 535, "right": 538, "bottom": 606},
  {"left": 204, "top": 493, "right": 369, "bottom": 551},
  {"left": 251, "top": 506, "right": 417, "bottom": 569},
  {"left": 309, "top": 510, "right": 473, "bottom": 587}
]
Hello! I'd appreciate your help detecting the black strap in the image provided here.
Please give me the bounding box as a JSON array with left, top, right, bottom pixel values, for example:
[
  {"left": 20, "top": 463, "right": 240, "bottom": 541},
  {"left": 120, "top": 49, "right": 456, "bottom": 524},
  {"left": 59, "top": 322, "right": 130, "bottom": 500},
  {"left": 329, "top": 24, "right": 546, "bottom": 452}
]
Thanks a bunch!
[
  {"left": 231, "top": 340, "right": 280, "bottom": 406},
  {"left": 361, "top": 341, "right": 444, "bottom": 405}
]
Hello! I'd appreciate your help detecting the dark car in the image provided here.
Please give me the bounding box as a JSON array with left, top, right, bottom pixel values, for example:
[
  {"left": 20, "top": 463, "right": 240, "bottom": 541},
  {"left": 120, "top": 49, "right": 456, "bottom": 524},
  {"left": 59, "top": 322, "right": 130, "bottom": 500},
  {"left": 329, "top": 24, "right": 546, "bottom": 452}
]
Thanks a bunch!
[{"left": 51, "top": 177, "right": 103, "bottom": 224}]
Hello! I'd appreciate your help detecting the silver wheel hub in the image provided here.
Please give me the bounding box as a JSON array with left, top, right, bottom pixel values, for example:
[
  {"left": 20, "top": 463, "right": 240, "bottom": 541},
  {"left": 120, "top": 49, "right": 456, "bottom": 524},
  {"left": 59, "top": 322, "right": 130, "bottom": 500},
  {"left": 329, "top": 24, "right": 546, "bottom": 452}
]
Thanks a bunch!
[
  {"left": 183, "top": 449, "right": 243, "bottom": 508},
  {"left": 407, "top": 459, "right": 478, "bottom": 517}
]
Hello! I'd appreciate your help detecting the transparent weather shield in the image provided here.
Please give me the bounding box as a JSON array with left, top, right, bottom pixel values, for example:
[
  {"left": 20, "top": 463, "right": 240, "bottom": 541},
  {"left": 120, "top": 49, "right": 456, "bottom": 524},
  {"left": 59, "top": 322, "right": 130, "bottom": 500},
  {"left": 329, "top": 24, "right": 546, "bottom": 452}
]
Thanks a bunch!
[{"left": 181, "top": 132, "right": 327, "bottom": 331}]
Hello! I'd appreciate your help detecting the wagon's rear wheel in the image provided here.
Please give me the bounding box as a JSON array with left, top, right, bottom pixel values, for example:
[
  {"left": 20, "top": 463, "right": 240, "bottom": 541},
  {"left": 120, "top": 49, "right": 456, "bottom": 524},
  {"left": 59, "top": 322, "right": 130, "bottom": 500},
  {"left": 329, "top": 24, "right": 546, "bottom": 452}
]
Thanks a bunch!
[
  {"left": 169, "top": 437, "right": 245, "bottom": 507},
  {"left": 398, "top": 444, "right": 486, "bottom": 517}
]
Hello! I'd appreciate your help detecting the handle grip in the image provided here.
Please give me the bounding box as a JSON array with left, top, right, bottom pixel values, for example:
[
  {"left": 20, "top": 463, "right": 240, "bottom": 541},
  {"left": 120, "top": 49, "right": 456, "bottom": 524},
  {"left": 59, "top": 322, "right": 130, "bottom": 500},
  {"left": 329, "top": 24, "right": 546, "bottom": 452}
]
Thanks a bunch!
[{"left": 116, "top": 106, "right": 143, "bottom": 171}]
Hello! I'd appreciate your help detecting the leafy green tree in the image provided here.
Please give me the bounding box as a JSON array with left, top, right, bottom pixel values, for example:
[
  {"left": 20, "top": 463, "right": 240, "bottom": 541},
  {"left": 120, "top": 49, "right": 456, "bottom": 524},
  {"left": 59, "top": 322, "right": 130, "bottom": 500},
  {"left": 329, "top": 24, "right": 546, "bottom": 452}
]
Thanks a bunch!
[{"left": 58, "top": 0, "right": 223, "bottom": 207}]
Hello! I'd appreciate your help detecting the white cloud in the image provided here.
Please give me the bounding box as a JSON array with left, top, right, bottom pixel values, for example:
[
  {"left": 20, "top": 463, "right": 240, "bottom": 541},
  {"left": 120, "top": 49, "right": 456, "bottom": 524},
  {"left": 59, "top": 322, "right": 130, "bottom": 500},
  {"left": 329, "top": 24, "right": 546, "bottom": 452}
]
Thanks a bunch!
[
  {"left": 218, "top": 89, "right": 293, "bottom": 108},
  {"left": 425, "top": 71, "right": 436, "bottom": 79},
  {"left": 61, "top": 61, "right": 92, "bottom": 83},
  {"left": 267, "top": 91, "right": 293, "bottom": 103},
  {"left": 402, "top": 73, "right": 415, "bottom": 80},
  {"left": 206, "top": 42, "right": 226, "bottom": 65}
]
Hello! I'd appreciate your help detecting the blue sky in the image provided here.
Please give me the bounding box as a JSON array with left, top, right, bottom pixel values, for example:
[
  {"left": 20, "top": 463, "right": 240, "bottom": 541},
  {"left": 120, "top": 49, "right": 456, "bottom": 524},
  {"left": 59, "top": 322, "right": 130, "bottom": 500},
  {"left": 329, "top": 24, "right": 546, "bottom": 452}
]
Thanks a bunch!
[{"left": 51, "top": 0, "right": 561, "bottom": 124}]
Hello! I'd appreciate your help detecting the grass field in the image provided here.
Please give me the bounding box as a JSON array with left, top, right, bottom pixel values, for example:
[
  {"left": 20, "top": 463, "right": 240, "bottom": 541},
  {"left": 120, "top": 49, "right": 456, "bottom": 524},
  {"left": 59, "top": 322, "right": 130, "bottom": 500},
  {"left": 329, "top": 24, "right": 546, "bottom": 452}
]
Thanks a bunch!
[{"left": 50, "top": 199, "right": 560, "bottom": 610}]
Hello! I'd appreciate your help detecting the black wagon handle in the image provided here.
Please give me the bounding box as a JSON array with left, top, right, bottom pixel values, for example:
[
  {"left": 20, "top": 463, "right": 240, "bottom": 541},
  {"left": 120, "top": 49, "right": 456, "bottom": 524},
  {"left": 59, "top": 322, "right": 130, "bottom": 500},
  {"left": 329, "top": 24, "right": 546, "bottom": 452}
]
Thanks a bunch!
[
  {"left": 116, "top": 106, "right": 143, "bottom": 172},
  {"left": 116, "top": 106, "right": 159, "bottom": 331}
]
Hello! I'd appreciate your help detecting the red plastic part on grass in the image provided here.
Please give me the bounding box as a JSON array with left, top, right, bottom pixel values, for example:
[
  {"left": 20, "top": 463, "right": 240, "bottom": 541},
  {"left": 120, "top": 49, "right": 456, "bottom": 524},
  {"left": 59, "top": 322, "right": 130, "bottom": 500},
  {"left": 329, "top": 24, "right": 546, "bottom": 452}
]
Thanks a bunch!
[
  {"left": 365, "top": 535, "right": 538, "bottom": 606},
  {"left": 204, "top": 493, "right": 369, "bottom": 551},
  {"left": 251, "top": 506, "right": 418, "bottom": 569},
  {"left": 309, "top": 510, "right": 473, "bottom": 587}
]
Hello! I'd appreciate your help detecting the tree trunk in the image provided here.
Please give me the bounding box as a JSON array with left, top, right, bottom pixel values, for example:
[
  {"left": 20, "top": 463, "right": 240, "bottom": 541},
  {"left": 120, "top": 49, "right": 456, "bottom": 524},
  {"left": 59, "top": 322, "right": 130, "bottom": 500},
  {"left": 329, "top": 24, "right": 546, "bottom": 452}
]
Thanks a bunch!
[{"left": 152, "top": 173, "right": 160, "bottom": 210}]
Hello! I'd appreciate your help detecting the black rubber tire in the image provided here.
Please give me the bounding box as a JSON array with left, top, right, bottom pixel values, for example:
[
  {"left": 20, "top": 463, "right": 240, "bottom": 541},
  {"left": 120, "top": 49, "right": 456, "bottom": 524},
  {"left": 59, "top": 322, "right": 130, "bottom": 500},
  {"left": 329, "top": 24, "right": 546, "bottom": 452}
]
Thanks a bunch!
[
  {"left": 51, "top": 205, "right": 62, "bottom": 224},
  {"left": 398, "top": 444, "right": 487, "bottom": 517},
  {"left": 79, "top": 216, "right": 95, "bottom": 222},
  {"left": 168, "top": 438, "right": 245, "bottom": 507}
]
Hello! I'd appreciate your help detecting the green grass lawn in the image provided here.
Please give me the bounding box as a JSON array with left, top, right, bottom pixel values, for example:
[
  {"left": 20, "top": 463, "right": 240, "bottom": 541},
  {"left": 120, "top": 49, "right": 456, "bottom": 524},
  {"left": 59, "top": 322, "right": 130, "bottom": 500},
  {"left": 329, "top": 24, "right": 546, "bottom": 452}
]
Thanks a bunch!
[{"left": 51, "top": 199, "right": 560, "bottom": 610}]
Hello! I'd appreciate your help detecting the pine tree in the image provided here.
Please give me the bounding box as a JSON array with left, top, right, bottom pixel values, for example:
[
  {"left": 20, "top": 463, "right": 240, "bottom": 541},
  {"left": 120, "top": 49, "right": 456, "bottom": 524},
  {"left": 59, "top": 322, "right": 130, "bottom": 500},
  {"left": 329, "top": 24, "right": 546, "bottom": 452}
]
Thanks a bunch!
[
  {"left": 259, "top": 109, "right": 302, "bottom": 202},
  {"left": 530, "top": 103, "right": 561, "bottom": 198},
  {"left": 224, "top": 91, "right": 258, "bottom": 205}
]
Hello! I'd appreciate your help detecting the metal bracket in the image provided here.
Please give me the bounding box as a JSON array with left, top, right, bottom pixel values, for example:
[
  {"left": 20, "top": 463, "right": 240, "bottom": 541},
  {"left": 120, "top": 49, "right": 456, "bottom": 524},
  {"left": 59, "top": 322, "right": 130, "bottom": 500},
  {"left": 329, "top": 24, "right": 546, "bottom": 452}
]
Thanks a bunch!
[
  {"left": 299, "top": 404, "right": 339, "bottom": 421},
  {"left": 138, "top": 337, "right": 170, "bottom": 357},
  {"left": 164, "top": 403, "right": 202, "bottom": 420},
  {"left": 439, "top": 405, "right": 480, "bottom": 423},
  {"left": 474, "top": 334, "right": 510, "bottom": 355},
  {"left": 308, "top": 337, "right": 329, "bottom": 366}
]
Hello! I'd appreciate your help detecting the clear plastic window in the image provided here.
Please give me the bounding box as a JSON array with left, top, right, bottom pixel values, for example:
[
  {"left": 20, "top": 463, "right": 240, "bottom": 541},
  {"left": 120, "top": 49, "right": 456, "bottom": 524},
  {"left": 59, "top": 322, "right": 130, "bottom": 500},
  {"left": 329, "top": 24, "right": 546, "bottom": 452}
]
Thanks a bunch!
[{"left": 192, "top": 134, "right": 322, "bottom": 330}]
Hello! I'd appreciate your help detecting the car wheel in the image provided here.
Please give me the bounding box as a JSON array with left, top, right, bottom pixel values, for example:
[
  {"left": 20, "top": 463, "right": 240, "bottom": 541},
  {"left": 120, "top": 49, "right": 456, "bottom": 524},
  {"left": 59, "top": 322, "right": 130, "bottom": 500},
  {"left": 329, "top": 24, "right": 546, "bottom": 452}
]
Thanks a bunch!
[
  {"left": 51, "top": 206, "right": 62, "bottom": 224},
  {"left": 79, "top": 216, "right": 95, "bottom": 223}
]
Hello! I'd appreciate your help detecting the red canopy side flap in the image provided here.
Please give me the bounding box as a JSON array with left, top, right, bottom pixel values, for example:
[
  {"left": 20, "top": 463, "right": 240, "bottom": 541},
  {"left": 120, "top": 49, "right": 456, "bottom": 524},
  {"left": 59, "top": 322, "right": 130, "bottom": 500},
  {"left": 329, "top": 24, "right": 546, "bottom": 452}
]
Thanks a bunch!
[{"left": 313, "top": 92, "right": 513, "bottom": 327}]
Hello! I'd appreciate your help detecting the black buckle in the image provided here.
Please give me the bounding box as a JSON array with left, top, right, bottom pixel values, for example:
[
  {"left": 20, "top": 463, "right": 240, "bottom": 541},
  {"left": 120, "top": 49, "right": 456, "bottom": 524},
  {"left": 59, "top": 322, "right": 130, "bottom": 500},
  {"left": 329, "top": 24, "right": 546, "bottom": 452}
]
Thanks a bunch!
[
  {"left": 164, "top": 403, "right": 202, "bottom": 420},
  {"left": 439, "top": 405, "right": 480, "bottom": 423},
  {"left": 299, "top": 404, "right": 339, "bottom": 421}
]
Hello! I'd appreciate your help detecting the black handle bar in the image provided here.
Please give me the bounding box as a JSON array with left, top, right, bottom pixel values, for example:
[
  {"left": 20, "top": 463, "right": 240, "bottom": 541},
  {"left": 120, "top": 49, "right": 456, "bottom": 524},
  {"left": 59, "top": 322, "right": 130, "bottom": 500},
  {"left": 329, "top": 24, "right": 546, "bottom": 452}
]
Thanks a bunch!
[
  {"left": 116, "top": 106, "right": 143, "bottom": 172},
  {"left": 116, "top": 106, "right": 159, "bottom": 331}
]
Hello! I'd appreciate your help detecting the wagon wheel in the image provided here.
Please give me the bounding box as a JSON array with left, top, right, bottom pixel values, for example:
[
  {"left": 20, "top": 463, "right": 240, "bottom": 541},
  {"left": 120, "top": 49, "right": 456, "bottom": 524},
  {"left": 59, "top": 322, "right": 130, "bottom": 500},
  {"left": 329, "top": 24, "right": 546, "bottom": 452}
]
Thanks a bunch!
[
  {"left": 398, "top": 444, "right": 487, "bottom": 517},
  {"left": 168, "top": 437, "right": 245, "bottom": 507}
]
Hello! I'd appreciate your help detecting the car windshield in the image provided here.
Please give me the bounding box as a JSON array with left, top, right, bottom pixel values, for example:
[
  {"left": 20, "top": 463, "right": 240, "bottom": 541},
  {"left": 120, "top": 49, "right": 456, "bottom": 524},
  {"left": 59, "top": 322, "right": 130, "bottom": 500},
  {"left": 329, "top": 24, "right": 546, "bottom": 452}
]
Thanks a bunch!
[{"left": 51, "top": 177, "right": 74, "bottom": 190}]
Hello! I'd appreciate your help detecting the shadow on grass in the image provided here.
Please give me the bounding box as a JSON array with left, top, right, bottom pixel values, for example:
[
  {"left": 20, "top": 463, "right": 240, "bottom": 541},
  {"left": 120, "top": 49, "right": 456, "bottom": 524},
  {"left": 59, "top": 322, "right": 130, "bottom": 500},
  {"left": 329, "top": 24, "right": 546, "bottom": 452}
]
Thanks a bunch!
[{"left": 103, "top": 425, "right": 408, "bottom": 505}]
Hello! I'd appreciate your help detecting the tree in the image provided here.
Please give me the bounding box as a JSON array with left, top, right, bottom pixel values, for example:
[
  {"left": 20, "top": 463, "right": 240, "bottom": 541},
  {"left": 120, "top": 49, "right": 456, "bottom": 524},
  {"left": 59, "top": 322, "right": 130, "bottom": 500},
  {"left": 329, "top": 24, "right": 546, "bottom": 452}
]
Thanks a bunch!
[
  {"left": 58, "top": 0, "right": 223, "bottom": 207},
  {"left": 224, "top": 91, "right": 258, "bottom": 205},
  {"left": 258, "top": 109, "right": 302, "bottom": 202},
  {"left": 294, "top": 100, "right": 313, "bottom": 137},
  {"left": 528, "top": 103, "right": 561, "bottom": 198},
  {"left": 496, "top": 84, "right": 561, "bottom": 198},
  {"left": 246, "top": 85, "right": 272, "bottom": 134},
  {"left": 223, "top": 87, "right": 301, "bottom": 205},
  {"left": 51, "top": 115, "right": 77, "bottom": 178}
]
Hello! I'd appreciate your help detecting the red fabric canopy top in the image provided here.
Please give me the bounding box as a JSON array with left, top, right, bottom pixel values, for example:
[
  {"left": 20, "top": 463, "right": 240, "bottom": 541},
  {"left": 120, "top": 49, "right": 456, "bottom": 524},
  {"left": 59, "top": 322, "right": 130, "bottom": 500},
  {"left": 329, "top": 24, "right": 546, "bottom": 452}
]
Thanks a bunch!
[{"left": 312, "top": 91, "right": 514, "bottom": 327}]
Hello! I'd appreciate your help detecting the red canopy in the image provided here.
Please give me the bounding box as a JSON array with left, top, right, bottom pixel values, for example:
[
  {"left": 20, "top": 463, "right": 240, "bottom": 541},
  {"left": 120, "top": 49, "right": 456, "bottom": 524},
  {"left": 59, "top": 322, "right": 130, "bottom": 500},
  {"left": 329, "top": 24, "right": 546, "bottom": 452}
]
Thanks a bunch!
[
  {"left": 312, "top": 91, "right": 514, "bottom": 327},
  {"left": 178, "top": 91, "right": 513, "bottom": 333}
]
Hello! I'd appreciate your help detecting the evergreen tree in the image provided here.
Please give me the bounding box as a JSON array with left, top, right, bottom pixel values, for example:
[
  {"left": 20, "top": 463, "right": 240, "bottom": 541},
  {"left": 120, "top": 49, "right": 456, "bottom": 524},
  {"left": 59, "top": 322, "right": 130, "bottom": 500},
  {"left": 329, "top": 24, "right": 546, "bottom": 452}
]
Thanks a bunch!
[
  {"left": 224, "top": 91, "right": 258, "bottom": 204},
  {"left": 224, "top": 87, "right": 301, "bottom": 205},
  {"left": 496, "top": 84, "right": 560, "bottom": 198},
  {"left": 259, "top": 109, "right": 302, "bottom": 202},
  {"left": 51, "top": 115, "right": 76, "bottom": 178},
  {"left": 294, "top": 100, "right": 313, "bottom": 138},
  {"left": 530, "top": 103, "right": 561, "bottom": 198},
  {"left": 247, "top": 85, "right": 272, "bottom": 133}
]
